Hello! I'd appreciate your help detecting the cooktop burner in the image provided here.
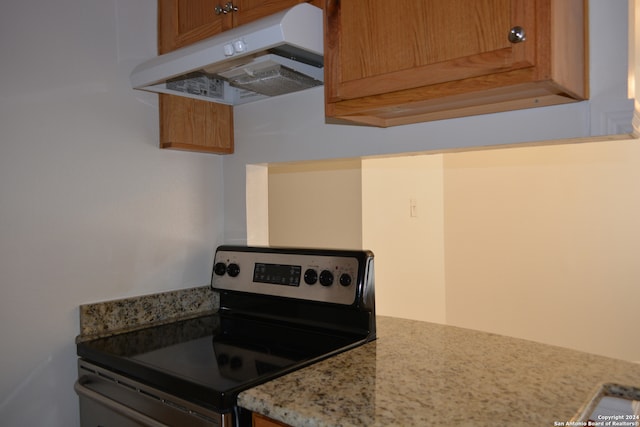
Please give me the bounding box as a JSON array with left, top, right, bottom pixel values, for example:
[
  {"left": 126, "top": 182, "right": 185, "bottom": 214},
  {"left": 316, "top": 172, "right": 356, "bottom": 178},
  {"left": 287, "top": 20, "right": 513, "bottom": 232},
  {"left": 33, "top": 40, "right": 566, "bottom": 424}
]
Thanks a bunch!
[{"left": 78, "top": 312, "right": 365, "bottom": 410}]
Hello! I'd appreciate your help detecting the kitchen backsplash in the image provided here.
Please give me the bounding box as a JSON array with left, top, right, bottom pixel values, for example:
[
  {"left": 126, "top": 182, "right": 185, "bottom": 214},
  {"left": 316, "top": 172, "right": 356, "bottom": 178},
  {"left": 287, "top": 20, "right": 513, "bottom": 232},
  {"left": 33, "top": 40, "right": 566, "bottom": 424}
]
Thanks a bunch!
[{"left": 77, "top": 286, "right": 218, "bottom": 341}]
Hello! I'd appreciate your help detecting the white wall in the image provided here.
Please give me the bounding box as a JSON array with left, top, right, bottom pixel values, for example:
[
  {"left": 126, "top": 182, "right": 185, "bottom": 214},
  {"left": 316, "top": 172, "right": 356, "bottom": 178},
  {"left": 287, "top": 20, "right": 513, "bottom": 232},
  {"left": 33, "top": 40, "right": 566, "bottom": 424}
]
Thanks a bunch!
[{"left": 0, "top": 1, "right": 224, "bottom": 426}]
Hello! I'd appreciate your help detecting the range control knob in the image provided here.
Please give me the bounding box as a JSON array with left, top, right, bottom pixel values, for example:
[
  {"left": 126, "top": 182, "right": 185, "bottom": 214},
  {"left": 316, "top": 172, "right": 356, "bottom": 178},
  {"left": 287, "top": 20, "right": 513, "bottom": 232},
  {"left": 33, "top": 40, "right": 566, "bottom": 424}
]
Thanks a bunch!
[
  {"left": 226, "top": 263, "right": 240, "bottom": 277},
  {"left": 217, "top": 353, "right": 229, "bottom": 366},
  {"left": 319, "top": 270, "right": 334, "bottom": 287},
  {"left": 304, "top": 269, "right": 318, "bottom": 285},
  {"left": 214, "top": 262, "right": 227, "bottom": 276},
  {"left": 229, "top": 356, "right": 243, "bottom": 370},
  {"left": 339, "top": 273, "right": 352, "bottom": 287}
]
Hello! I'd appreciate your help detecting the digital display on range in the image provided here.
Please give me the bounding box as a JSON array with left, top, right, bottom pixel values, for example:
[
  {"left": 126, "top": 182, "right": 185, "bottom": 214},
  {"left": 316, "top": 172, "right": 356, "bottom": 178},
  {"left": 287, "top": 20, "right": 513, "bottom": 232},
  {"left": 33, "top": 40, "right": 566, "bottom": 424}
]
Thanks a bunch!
[{"left": 253, "top": 263, "right": 301, "bottom": 287}]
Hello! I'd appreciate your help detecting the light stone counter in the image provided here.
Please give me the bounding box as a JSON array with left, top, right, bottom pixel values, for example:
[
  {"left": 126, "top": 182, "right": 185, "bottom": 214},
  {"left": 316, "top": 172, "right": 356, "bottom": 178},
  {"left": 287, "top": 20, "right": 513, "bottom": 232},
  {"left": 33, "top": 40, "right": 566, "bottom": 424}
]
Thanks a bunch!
[
  {"left": 77, "top": 286, "right": 218, "bottom": 341},
  {"left": 238, "top": 316, "right": 640, "bottom": 427}
]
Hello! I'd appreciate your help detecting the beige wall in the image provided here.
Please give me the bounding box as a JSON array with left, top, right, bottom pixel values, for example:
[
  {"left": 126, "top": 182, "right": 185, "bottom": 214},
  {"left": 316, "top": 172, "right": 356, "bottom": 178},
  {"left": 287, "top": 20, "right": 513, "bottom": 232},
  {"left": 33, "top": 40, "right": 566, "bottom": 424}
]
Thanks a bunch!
[
  {"left": 362, "top": 155, "right": 446, "bottom": 324},
  {"left": 443, "top": 139, "right": 640, "bottom": 361},
  {"left": 267, "top": 155, "right": 446, "bottom": 324},
  {"left": 264, "top": 138, "right": 640, "bottom": 361},
  {"left": 268, "top": 159, "right": 362, "bottom": 248}
]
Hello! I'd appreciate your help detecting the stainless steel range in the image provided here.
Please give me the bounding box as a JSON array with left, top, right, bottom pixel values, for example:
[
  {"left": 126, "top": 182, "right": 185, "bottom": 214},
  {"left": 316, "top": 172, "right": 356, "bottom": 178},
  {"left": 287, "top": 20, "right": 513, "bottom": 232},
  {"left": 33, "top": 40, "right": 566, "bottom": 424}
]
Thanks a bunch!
[{"left": 75, "top": 246, "right": 376, "bottom": 427}]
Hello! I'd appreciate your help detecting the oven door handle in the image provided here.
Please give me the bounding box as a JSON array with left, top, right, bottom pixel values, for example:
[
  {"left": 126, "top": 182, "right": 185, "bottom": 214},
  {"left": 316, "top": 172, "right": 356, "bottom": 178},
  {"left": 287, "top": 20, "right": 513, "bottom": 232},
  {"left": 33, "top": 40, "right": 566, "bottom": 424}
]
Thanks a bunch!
[{"left": 74, "top": 380, "right": 169, "bottom": 427}]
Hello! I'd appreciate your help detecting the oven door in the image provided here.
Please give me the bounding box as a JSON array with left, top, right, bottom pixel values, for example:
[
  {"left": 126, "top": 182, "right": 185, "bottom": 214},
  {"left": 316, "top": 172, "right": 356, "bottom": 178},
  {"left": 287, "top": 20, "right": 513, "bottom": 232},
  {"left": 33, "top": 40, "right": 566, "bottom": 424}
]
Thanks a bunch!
[{"left": 75, "top": 360, "right": 232, "bottom": 427}]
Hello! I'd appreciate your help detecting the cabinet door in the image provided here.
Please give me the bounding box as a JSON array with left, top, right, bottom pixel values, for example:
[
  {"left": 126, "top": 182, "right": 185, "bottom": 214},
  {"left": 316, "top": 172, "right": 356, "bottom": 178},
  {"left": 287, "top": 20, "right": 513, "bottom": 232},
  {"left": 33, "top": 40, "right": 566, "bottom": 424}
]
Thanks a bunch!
[
  {"left": 160, "top": 95, "right": 233, "bottom": 153},
  {"left": 159, "top": 0, "right": 323, "bottom": 53},
  {"left": 159, "top": 0, "right": 232, "bottom": 54},
  {"left": 326, "top": 0, "right": 535, "bottom": 102}
]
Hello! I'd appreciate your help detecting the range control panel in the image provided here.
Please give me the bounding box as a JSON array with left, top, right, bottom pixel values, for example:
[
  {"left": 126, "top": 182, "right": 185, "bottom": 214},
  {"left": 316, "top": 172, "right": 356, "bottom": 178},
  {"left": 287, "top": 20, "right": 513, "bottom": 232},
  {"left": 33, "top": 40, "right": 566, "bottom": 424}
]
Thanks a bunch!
[{"left": 211, "top": 246, "right": 372, "bottom": 306}]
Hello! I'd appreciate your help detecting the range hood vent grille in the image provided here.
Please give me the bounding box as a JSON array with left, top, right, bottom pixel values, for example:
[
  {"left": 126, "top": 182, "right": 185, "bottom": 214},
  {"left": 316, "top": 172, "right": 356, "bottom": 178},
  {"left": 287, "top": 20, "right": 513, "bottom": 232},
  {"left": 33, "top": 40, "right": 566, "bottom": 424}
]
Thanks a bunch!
[
  {"left": 166, "top": 72, "right": 225, "bottom": 100},
  {"left": 130, "top": 4, "right": 324, "bottom": 106},
  {"left": 227, "top": 65, "right": 322, "bottom": 97},
  {"left": 219, "top": 54, "right": 322, "bottom": 97}
]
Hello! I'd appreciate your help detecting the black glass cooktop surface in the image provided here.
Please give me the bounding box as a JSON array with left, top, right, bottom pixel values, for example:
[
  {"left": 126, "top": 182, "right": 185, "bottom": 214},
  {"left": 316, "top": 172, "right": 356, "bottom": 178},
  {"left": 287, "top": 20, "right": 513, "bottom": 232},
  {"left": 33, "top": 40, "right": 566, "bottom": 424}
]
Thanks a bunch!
[{"left": 77, "top": 313, "right": 364, "bottom": 411}]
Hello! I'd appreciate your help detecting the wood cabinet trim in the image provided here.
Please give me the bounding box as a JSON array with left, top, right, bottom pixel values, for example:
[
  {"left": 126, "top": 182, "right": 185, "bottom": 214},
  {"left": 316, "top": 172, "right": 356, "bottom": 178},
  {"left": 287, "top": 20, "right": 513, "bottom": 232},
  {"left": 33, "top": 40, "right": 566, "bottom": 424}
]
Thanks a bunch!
[
  {"left": 252, "top": 413, "right": 291, "bottom": 427},
  {"left": 330, "top": 47, "right": 532, "bottom": 102}
]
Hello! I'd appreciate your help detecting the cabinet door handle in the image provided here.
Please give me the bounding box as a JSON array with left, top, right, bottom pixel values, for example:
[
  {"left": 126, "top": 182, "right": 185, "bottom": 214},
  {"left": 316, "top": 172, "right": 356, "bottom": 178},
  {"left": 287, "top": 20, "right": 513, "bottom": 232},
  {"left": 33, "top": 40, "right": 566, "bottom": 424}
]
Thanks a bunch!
[
  {"left": 214, "top": 2, "right": 238, "bottom": 15},
  {"left": 224, "top": 2, "right": 238, "bottom": 13},
  {"left": 508, "top": 26, "right": 526, "bottom": 43}
]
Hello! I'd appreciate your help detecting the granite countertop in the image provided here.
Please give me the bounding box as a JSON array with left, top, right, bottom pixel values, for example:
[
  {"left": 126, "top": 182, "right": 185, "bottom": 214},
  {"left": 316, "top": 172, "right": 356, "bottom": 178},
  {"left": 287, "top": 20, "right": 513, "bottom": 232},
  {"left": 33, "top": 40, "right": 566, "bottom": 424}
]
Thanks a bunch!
[
  {"left": 77, "top": 286, "right": 218, "bottom": 342},
  {"left": 238, "top": 316, "right": 640, "bottom": 427}
]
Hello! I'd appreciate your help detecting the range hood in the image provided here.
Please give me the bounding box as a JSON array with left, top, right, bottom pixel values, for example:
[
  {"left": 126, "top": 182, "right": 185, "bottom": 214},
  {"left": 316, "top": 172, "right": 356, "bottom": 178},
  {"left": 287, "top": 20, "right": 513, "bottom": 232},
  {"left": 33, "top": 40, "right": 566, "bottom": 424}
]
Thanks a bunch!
[{"left": 130, "top": 3, "right": 324, "bottom": 106}]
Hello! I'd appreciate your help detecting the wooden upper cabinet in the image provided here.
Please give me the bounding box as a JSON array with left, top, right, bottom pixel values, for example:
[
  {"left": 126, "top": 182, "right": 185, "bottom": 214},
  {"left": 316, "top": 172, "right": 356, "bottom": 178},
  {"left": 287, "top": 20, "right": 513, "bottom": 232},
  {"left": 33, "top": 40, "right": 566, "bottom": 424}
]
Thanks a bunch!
[
  {"left": 324, "top": 0, "right": 588, "bottom": 127},
  {"left": 159, "top": 0, "right": 231, "bottom": 54},
  {"left": 157, "top": 0, "right": 322, "bottom": 154}
]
